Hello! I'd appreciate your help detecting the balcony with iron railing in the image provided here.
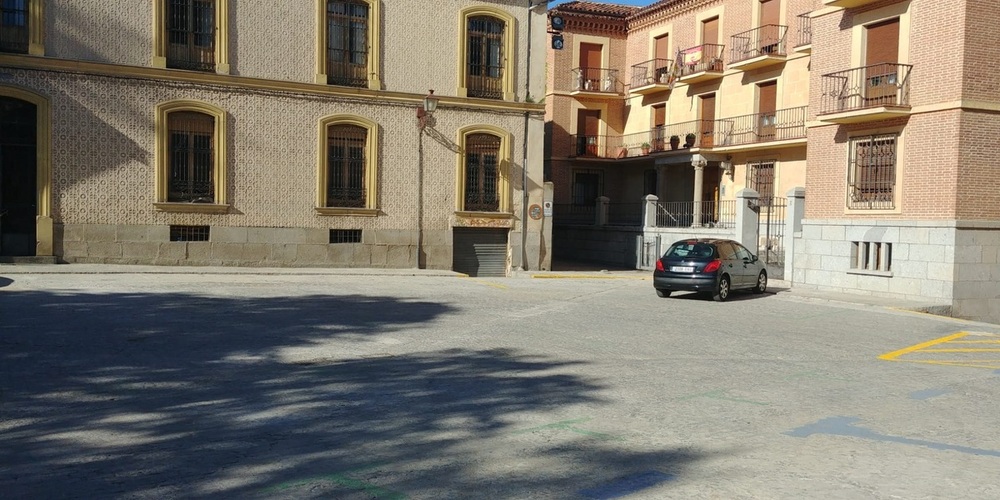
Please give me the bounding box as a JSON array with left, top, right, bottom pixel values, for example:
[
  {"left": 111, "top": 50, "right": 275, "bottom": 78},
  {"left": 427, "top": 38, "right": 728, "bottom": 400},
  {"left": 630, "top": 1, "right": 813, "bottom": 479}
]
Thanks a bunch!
[
  {"left": 678, "top": 44, "right": 725, "bottom": 84},
  {"left": 629, "top": 58, "right": 675, "bottom": 95},
  {"left": 819, "top": 63, "right": 912, "bottom": 123},
  {"left": 729, "top": 25, "right": 788, "bottom": 71},
  {"left": 823, "top": 0, "right": 879, "bottom": 9},
  {"left": 712, "top": 106, "right": 807, "bottom": 148},
  {"left": 570, "top": 67, "right": 623, "bottom": 97},
  {"left": 569, "top": 119, "right": 714, "bottom": 160},
  {"left": 795, "top": 13, "right": 812, "bottom": 51}
]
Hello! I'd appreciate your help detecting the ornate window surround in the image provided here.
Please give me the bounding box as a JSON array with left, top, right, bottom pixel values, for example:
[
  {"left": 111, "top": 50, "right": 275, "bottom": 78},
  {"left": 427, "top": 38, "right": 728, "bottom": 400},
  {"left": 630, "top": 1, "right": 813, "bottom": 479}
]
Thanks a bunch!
[
  {"left": 314, "top": 0, "right": 382, "bottom": 90},
  {"left": 152, "top": 0, "right": 230, "bottom": 74},
  {"left": 154, "top": 100, "right": 229, "bottom": 213},
  {"left": 316, "top": 114, "right": 380, "bottom": 216}
]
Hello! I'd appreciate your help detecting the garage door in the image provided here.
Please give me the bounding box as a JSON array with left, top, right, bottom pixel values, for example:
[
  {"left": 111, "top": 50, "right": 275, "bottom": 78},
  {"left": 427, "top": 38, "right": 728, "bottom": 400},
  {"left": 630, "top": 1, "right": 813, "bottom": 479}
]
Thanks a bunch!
[{"left": 453, "top": 228, "right": 509, "bottom": 277}]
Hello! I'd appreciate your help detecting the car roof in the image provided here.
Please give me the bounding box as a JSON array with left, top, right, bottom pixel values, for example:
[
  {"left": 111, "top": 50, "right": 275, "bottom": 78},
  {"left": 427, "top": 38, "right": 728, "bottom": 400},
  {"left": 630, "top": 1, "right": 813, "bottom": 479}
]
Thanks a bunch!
[{"left": 670, "top": 238, "right": 736, "bottom": 245}]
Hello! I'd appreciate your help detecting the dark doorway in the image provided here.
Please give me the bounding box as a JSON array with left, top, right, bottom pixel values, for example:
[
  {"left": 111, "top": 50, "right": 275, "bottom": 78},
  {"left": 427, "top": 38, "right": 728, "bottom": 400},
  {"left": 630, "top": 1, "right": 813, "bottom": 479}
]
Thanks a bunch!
[{"left": 0, "top": 96, "right": 37, "bottom": 256}]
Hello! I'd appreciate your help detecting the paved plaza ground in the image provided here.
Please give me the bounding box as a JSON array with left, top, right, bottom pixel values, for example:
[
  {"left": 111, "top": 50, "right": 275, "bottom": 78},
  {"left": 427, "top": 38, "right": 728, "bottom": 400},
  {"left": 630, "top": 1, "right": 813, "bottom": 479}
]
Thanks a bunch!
[{"left": 2, "top": 267, "right": 999, "bottom": 499}]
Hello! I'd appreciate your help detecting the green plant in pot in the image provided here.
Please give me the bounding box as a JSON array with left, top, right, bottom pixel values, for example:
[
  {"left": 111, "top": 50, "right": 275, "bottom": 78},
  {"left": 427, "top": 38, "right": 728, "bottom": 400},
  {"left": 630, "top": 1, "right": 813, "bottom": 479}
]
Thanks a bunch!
[
  {"left": 669, "top": 135, "right": 680, "bottom": 150},
  {"left": 684, "top": 133, "right": 697, "bottom": 148},
  {"left": 641, "top": 142, "right": 651, "bottom": 154}
]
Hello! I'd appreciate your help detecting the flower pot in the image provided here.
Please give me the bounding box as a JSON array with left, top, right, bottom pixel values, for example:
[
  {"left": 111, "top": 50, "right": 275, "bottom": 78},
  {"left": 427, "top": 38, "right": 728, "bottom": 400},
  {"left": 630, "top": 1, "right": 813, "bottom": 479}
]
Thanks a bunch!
[{"left": 669, "top": 137, "right": 680, "bottom": 150}]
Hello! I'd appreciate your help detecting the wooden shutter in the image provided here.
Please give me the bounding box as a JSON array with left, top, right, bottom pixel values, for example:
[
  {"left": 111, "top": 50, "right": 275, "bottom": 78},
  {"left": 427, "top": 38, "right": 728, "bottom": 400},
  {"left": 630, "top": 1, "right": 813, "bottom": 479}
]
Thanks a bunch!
[
  {"left": 652, "top": 105, "right": 666, "bottom": 151},
  {"left": 699, "top": 94, "right": 715, "bottom": 147},
  {"left": 702, "top": 17, "right": 719, "bottom": 44},
  {"left": 757, "top": 81, "right": 777, "bottom": 140},
  {"left": 759, "top": 0, "right": 781, "bottom": 53},
  {"left": 577, "top": 109, "right": 601, "bottom": 156},
  {"left": 760, "top": 0, "right": 780, "bottom": 26},
  {"left": 654, "top": 35, "right": 670, "bottom": 81},
  {"left": 864, "top": 18, "right": 900, "bottom": 105},
  {"left": 579, "top": 43, "right": 603, "bottom": 90}
]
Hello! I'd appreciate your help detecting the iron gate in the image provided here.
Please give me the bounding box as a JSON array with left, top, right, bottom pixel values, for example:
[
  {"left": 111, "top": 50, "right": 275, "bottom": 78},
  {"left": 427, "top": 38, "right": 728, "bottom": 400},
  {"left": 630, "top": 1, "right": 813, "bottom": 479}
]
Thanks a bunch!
[{"left": 753, "top": 197, "right": 786, "bottom": 278}]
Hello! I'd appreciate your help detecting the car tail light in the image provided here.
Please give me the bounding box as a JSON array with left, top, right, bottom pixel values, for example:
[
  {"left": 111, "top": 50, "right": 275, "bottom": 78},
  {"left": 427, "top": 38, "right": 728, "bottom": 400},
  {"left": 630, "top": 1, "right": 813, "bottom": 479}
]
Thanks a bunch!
[
  {"left": 703, "top": 259, "right": 722, "bottom": 273},
  {"left": 655, "top": 259, "right": 665, "bottom": 272}
]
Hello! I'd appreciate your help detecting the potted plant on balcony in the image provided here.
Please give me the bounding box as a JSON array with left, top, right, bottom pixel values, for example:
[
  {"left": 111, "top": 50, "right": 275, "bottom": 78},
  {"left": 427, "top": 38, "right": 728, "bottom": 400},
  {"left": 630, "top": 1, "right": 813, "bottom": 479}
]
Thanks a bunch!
[
  {"left": 669, "top": 135, "right": 680, "bottom": 150},
  {"left": 684, "top": 133, "right": 697, "bottom": 148},
  {"left": 641, "top": 142, "right": 651, "bottom": 155}
]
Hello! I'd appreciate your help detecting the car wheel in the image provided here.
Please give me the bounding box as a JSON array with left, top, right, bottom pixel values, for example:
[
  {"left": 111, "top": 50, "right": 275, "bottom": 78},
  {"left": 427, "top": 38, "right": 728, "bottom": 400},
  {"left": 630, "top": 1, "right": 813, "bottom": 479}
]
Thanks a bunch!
[
  {"left": 656, "top": 289, "right": 671, "bottom": 298},
  {"left": 713, "top": 275, "right": 731, "bottom": 302},
  {"left": 753, "top": 270, "right": 767, "bottom": 294}
]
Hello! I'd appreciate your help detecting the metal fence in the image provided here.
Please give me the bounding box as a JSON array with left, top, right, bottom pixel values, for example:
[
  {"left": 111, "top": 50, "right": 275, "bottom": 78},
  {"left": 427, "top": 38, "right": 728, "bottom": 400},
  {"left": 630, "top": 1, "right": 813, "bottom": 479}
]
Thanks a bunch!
[
  {"left": 607, "top": 203, "right": 644, "bottom": 226},
  {"left": 796, "top": 13, "right": 812, "bottom": 48},
  {"left": 713, "top": 106, "right": 807, "bottom": 147},
  {"left": 552, "top": 203, "right": 595, "bottom": 225},
  {"left": 655, "top": 200, "right": 735, "bottom": 229},
  {"left": 571, "top": 67, "right": 621, "bottom": 94},
  {"left": 629, "top": 58, "right": 673, "bottom": 88},
  {"left": 730, "top": 24, "right": 787, "bottom": 63},
  {"left": 752, "top": 197, "right": 786, "bottom": 267}
]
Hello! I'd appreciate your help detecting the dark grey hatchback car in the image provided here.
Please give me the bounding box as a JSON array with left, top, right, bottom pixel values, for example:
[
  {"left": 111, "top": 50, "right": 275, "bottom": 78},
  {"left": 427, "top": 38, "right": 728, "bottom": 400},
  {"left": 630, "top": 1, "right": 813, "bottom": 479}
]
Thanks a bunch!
[{"left": 652, "top": 238, "right": 767, "bottom": 301}]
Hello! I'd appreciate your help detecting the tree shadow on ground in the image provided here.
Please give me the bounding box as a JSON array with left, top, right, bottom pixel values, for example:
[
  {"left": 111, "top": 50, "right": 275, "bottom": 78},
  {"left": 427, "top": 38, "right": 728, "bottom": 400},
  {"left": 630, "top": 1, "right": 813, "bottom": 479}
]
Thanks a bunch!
[{"left": 0, "top": 289, "right": 708, "bottom": 498}]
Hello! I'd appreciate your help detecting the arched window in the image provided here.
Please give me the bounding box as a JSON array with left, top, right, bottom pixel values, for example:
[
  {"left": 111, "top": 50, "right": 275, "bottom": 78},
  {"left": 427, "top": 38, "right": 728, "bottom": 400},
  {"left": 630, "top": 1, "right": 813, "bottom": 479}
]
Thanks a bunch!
[
  {"left": 459, "top": 7, "right": 514, "bottom": 101},
  {"left": 456, "top": 126, "right": 511, "bottom": 214},
  {"left": 316, "top": 0, "right": 381, "bottom": 89},
  {"left": 464, "top": 133, "right": 501, "bottom": 211},
  {"left": 155, "top": 101, "right": 228, "bottom": 212},
  {"left": 153, "top": 0, "right": 230, "bottom": 73},
  {"left": 0, "top": 0, "right": 42, "bottom": 55},
  {"left": 316, "top": 115, "right": 379, "bottom": 215}
]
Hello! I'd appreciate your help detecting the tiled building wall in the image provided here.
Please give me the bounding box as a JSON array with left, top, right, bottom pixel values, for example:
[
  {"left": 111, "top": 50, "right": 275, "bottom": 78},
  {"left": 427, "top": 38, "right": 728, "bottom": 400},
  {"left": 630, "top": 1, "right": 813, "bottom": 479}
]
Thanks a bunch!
[
  {"left": 44, "top": 0, "right": 537, "bottom": 101},
  {"left": 5, "top": 68, "right": 535, "bottom": 269}
]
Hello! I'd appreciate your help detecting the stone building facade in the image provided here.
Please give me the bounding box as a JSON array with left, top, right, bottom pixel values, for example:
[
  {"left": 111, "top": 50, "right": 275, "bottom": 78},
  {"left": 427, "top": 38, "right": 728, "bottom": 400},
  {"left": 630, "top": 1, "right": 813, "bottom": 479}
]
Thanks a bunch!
[{"left": 0, "top": 0, "right": 551, "bottom": 275}]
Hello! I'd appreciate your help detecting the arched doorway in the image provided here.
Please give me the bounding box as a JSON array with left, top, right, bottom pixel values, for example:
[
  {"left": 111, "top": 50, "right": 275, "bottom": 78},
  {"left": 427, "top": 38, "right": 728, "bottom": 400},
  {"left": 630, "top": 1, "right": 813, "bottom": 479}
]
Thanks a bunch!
[{"left": 0, "top": 96, "right": 37, "bottom": 256}]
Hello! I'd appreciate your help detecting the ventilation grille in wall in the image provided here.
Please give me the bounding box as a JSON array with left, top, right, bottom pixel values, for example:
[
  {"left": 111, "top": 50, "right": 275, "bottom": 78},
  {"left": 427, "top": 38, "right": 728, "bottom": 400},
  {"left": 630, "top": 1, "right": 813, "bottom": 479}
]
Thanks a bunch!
[
  {"left": 851, "top": 241, "right": 892, "bottom": 273},
  {"left": 170, "top": 225, "right": 210, "bottom": 242},
  {"left": 330, "top": 229, "right": 362, "bottom": 244}
]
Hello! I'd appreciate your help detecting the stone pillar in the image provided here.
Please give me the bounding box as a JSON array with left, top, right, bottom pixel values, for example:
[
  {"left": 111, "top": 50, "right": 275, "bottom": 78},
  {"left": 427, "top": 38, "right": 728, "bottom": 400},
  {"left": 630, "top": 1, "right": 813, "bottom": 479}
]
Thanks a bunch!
[
  {"left": 596, "top": 196, "right": 609, "bottom": 226},
  {"left": 691, "top": 159, "right": 706, "bottom": 227},
  {"left": 784, "top": 187, "right": 805, "bottom": 284},
  {"left": 643, "top": 194, "right": 659, "bottom": 228},
  {"left": 735, "top": 188, "right": 760, "bottom": 254}
]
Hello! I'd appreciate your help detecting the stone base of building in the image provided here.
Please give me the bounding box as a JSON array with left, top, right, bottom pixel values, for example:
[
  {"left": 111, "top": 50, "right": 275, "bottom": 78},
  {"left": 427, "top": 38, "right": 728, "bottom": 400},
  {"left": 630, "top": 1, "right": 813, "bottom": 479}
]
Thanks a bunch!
[
  {"left": 53, "top": 224, "right": 456, "bottom": 270},
  {"left": 792, "top": 219, "right": 1000, "bottom": 324}
]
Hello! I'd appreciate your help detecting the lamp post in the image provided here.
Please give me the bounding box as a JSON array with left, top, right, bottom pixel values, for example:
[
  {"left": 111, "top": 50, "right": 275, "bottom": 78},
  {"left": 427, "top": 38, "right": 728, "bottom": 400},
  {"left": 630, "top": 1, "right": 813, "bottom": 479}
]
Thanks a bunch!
[{"left": 417, "top": 90, "right": 439, "bottom": 129}]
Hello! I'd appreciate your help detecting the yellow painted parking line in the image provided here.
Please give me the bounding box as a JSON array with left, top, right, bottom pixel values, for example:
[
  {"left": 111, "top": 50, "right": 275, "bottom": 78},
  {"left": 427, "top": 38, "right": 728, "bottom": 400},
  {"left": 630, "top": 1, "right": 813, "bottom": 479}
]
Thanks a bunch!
[
  {"left": 471, "top": 279, "right": 507, "bottom": 290},
  {"left": 878, "top": 332, "right": 968, "bottom": 361},
  {"left": 879, "top": 331, "right": 1000, "bottom": 370}
]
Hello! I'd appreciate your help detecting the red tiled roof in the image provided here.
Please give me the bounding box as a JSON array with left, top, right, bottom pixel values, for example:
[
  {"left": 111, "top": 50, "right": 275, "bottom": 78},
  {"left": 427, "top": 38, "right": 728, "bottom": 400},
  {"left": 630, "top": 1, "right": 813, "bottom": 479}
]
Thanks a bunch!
[{"left": 552, "top": 1, "right": 640, "bottom": 19}]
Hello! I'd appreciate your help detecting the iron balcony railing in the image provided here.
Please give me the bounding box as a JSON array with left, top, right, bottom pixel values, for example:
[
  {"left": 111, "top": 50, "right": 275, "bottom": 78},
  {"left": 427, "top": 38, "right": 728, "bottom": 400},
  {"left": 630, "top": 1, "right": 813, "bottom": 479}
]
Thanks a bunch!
[
  {"left": 630, "top": 58, "right": 674, "bottom": 88},
  {"left": 712, "top": 106, "right": 807, "bottom": 147},
  {"left": 678, "top": 44, "right": 725, "bottom": 77},
  {"left": 570, "top": 119, "right": 718, "bottom": 159},
  {"left": 820, "top": 63, "right": 913, "bottom": 114},
  {"left": 656, "top": 200, "right": 736, "bottom": 228},
  {"left": 730, "top": 25, "right": 787, "bottom": 63},
  {"left": 571, "top": 67, "right": 621, "bottom": 94},
  {"left": 796, "top": 13, "right": 812, "bottom": 47}
]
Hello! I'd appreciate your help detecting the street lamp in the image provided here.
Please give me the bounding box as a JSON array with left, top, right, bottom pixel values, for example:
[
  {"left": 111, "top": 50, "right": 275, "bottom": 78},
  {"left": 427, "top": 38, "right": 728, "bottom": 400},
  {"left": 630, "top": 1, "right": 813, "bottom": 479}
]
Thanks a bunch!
[{"left": 417, "top": 90, "right": 439, "bottom": 129}]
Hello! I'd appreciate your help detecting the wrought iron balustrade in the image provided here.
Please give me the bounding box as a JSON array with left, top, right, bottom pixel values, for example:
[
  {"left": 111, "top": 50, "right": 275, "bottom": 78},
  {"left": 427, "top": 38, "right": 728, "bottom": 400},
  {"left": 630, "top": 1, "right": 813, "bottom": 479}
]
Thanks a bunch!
[
  {"left": 712, "top": 106, "right": 807, "bottom": 147},
  {"left": 678, "top": 44, "right": 725, "bottom": 77},
  {"left": 629, "top": 58, "right": 674, "bottom": 88},
  {"left": 796, "top": 13, "right": 812, "bottom": 47},
  {"left": 820, "top": 63, "right": 912, "bottom": 114},
  {"left": 655, "top": 200, "right": 735, "bottom": 228},
  {"left": 730, "top": 25, "right": 787, "bottom": 63},
  {"left": 571, "top": 67, "right": 621, "bottom": 94}
]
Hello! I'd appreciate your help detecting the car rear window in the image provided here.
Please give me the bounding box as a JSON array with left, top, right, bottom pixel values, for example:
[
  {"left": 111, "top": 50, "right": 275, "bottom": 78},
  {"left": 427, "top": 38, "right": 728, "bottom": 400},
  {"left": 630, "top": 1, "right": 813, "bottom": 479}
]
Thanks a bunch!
[{"left": 664, "top": 242, "right": 715, "bottom": 259}]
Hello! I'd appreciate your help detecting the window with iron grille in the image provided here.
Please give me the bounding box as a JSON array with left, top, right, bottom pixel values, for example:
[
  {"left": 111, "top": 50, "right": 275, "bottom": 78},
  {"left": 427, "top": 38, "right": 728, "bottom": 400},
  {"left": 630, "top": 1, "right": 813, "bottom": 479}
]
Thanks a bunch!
[
  {"left": 169, "top": 225, "right": 210, "bottom": 241},
  {"left": 326, "top": 1, "right": 369, "bottom": 87},
  {"left": 464, "top": 133, "right": 501, "bottom": 211},
  {"left": 572, "top": 170, "right": 603, "bottom": 206},
  {"left": 847, "top": 133, "right": 897, "bottom": 210},
  {"left": 167, "top": 0, "right": 215, "bottom": 71},
  {"left": 168, "top": 111, "right": 215, "bottom": 203},
  {"left": 330, "top": 229, "right": 362, "bottom": 244},
  {"left": 0, "top": 0, "right": 28, "bottom": 53},
  {"left": 746, "top": 160, "right": 776, "bottom": 205},
  {"left": 326, "top": 124, "right": 367, "bottom": 208},
  {"left": 467, "top": 16, "right": 505, "bottom": 99}
]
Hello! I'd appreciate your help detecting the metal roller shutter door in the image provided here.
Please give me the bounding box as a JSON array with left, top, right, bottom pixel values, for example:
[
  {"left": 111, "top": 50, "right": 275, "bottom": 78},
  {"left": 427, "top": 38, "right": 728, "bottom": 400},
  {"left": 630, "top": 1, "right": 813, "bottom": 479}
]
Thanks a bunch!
[{"left": 452, "top": 228, "right": 509, "bottom": 277}]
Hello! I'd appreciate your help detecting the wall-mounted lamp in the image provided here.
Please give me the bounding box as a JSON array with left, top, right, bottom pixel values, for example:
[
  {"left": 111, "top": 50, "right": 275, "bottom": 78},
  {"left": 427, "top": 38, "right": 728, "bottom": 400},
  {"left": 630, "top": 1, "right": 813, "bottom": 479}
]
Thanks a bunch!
[{"left": 417, "top": 90, "right": 439, "bottom": 129}]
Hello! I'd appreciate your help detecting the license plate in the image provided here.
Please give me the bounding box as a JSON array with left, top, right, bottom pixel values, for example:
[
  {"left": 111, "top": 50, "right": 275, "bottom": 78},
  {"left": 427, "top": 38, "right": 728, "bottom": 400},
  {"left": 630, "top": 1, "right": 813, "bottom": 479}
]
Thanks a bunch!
[{"left": 670, "top": 266, "right": 694, "bottom": 273}]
